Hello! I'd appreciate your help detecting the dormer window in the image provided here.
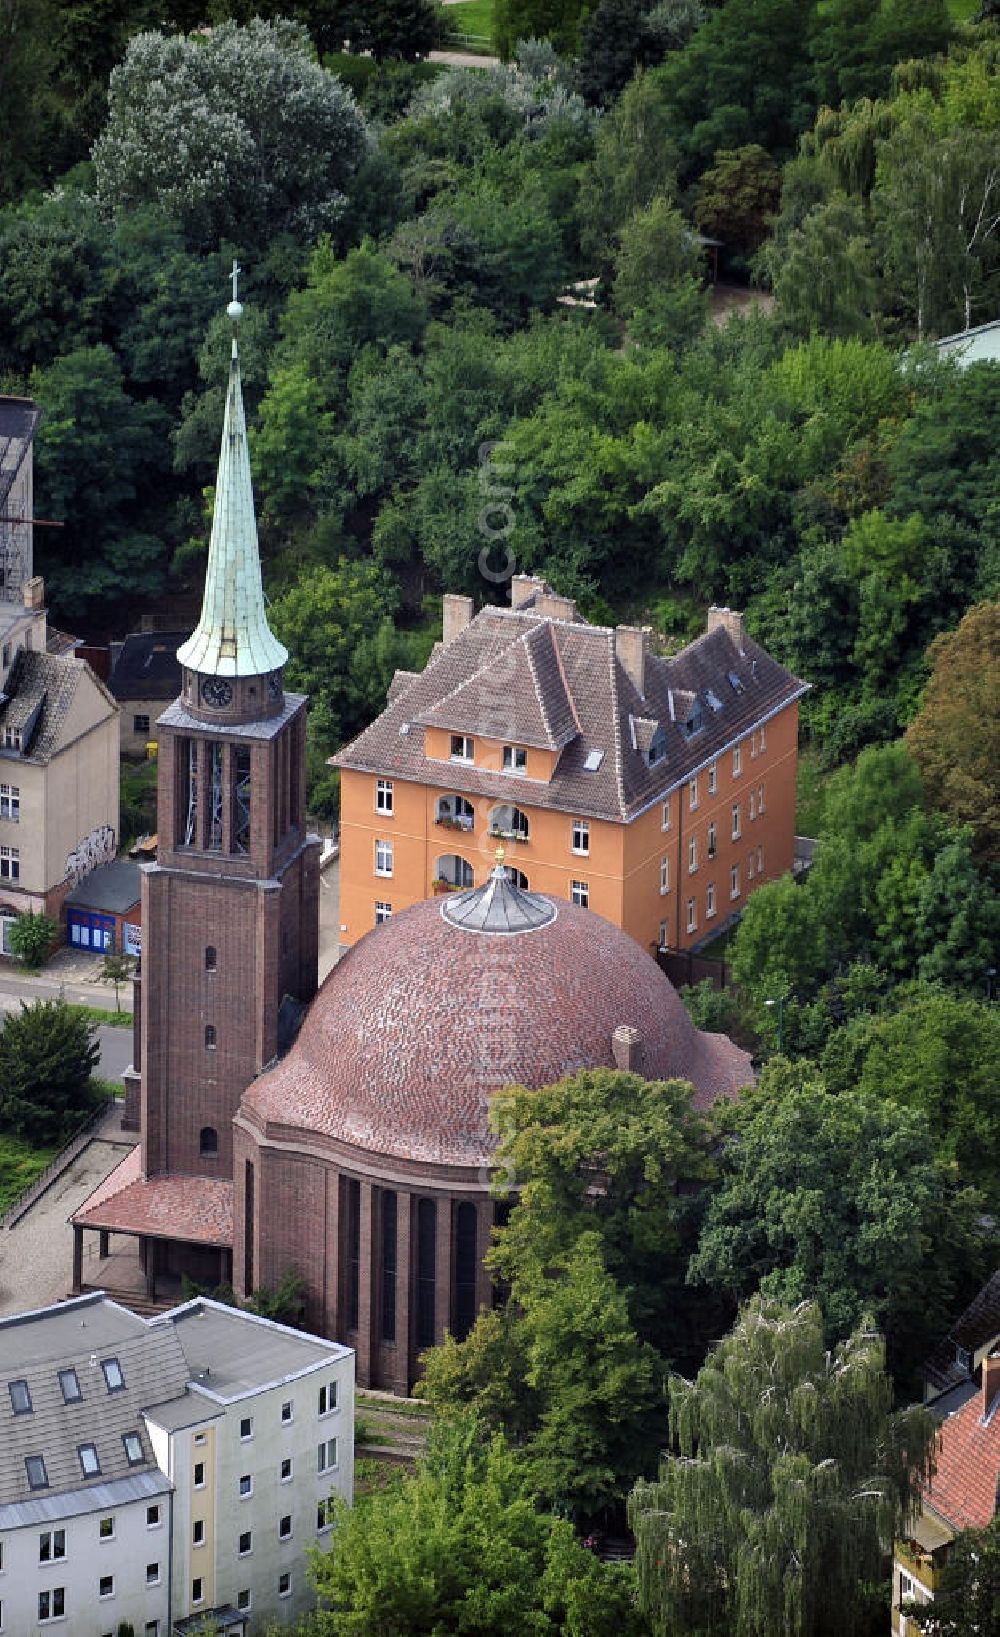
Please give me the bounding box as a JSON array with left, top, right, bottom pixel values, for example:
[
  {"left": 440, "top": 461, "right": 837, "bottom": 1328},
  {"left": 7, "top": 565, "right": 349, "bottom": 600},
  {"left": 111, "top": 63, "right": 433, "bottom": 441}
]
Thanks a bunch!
[
  {"left": 2, "top": 727, "right": 21, "bottom": 751},
  {"left": 646, "top": 726, "right": 668, "bottom": 767},
  {"left": 683, "top": 702, "right": 703, "bottom": 739},
  {"left": 502, "top": 745, "right": 527, "bottom": 773},
  {"left": 450, "top": 735, "right": 474, "bottom": 763}
]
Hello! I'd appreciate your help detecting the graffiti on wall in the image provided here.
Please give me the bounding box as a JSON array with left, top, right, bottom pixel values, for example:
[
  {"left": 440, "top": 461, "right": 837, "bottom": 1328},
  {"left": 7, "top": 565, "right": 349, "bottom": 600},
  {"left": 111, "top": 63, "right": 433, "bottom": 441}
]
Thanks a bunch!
[{"left": 65, "top": 824, "right": 116, "bottom": 889}]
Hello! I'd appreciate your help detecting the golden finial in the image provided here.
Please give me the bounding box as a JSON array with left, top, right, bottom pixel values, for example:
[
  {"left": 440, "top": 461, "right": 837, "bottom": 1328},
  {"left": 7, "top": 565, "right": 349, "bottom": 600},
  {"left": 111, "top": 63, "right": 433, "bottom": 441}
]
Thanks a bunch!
[{"left": 494, "top": 842, "right": 506, "bottom": 867}]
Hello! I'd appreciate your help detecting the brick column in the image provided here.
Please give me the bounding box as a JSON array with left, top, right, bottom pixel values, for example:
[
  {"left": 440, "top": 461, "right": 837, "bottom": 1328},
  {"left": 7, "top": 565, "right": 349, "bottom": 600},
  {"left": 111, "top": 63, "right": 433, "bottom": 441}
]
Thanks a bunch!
[
  {"left": 72, "top": 1225, "right": 83, "bottom": 1293},
  {"left": 475, "top": 1197, "right": 493, "bottom": 1318},
  {"left": 394, "top": 1190, "right": 412, "bottom": 1396},
  {"left": 434, "top": 1195, "right": 452, "bottom": 1348},
  {"left": 356, "top": 1180, "right": 374, "bottom": 1387},
  {"left": 324, "top": 1170, "right": 341, "bottom": 1342}
]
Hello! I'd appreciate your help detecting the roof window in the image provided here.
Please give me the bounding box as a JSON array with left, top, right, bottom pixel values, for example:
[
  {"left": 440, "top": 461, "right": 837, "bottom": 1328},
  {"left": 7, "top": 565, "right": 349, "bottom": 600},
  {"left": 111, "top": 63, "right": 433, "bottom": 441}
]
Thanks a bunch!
[
  {"left": 705, "top": 688, "right": 723, "bottom": 712},
  {"left": 727, "top": 670, "right": 745, "bottom": 694},
  {"left": 101, "top": 1357, "right": 125, "bottom": 1393},
  {"left": 58, "top": 1368, "right": 82, "bottom": 1404},
  {"left": 646, "top": 727, "right": 668, "bottom": 767},
  {"left": 79, "top": 1442, "right": 101, "bottom": 1478},
  {"left": 683, "top": 702, "right": 704, "bottom": 739},
  {"left": 9, "top": 1378, "right": 32, "bottom": 1415},
  {"left": 25, "top": 1454, "right": 48, "bottom": 1489},
  {"left": 583, "top": 749, "right": 605, "bottom": 772}
]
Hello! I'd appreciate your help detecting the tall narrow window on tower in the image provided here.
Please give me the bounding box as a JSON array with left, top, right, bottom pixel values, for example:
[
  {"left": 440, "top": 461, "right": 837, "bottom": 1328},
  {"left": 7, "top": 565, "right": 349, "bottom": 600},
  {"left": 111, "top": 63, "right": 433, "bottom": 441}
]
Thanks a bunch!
[
  {"left": 183, "top": 739, "right": 199, "bottom": 846},
  {"left": 209, "top": 743, "right": 224, "bottom": 850},
  {"left": 233, "top": 747, "right": 251, "bottom": 853}
]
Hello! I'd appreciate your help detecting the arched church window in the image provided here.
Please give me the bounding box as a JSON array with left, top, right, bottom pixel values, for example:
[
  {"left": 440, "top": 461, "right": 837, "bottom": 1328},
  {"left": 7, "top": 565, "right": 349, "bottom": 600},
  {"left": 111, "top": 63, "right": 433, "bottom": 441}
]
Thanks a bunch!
[
  {"left": 200, "top": 1126, "right": 218, "bottom": 1157},
  {"left": 454, "top": 1203, "right": 477, "bottom": 1342},
  {"left": 205, "top": 946, "right": 217, "bottom": 971}
]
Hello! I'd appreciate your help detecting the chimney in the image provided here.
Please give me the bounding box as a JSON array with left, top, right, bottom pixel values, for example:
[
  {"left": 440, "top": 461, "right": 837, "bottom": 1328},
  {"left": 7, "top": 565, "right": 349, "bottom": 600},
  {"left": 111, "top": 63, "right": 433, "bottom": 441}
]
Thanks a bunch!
[
  {"left": 612, "top": 1024, "right": 642, "bottom": 1073},
  {"left": 442, "top": 594, "right": 474, "bottom": 645},
  {"left": 615, "top": 625, "right": 647, "bottom": 697},
  {"left": 511, "top": 574, "right": 545, "bottom": 611},
  {"left": 535, "top": 590, "right": 576, "bottom": 622},
  {"left": 24, "top": 575, "right": 44, "bottom": 610},
  {"left": 983, "top": 1353, "right": 1000, "bottom": 1419},
  {"left": 707, "top": 605, "right": 746, "bottom": 653}
]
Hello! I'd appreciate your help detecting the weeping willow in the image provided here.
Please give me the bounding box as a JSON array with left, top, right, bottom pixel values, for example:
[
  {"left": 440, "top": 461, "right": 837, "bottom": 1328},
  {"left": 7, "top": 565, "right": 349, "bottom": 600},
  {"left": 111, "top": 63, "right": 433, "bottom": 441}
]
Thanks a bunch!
[{"left": 628, "top": 1297, "right": 935, "bottom": 1637}]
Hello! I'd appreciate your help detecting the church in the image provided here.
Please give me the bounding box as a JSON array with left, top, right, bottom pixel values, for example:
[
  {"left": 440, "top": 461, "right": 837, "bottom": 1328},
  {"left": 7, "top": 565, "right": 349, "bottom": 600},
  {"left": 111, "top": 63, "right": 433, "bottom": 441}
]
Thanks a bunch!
[{"left": 72, "top": 289, "right": 753, "bottom": 1395}]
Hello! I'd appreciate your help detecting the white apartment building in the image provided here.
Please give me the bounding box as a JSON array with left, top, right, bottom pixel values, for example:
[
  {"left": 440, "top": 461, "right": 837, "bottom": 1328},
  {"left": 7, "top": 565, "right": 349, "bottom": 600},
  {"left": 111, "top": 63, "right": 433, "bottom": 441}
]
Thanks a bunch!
[{"left": 0, "top": 1293, "right": 354, "bottom": 1636}]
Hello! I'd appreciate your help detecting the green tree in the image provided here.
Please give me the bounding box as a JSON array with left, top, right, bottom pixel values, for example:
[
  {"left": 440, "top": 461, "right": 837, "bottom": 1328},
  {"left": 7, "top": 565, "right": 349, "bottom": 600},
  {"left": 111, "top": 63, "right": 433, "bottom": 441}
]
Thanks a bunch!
[
  {"left": 693, "top": 144, "right": 782, "bottom": 258},
  {"left": 611, "top": 197, "right": 705, "bottom": 332},
  {"left": 687, "top": 1061, "right": 988, "bottom": 1380},
  {"left": 494, "top": 0, "right": 591, "bottom": 57},
  {"left": 629, "top": 1298, "right": 936, "bottom": 1637},
  {"left": 907, "top": 602, "right": 1000, "bottom": 863},
  {"left": 0, "top": 1000, "right": 101, "bottom": 1143},
  {"left": 808, "top": 0, "right": 951, "bottom": 110},
  {"left": 579, "top": 70, "right": 679, "bottom": 272},
  {"left": 92, "top": 18, "right": 368, "bottom": 250},
  {"left": 761, "top": 195, "right": 879, "bottom": 340},
  {"left": 577, "top": 0, "right": 705, "bottom": 107},
  {"left": 309, "top": 1415, "right": 645, "bottom": 1634},
  {"left": 6, "top": 911, "right": 57, "bottom": 970},
  {"left": 340, "top": 0, "right": 441, "bottom": 60}
]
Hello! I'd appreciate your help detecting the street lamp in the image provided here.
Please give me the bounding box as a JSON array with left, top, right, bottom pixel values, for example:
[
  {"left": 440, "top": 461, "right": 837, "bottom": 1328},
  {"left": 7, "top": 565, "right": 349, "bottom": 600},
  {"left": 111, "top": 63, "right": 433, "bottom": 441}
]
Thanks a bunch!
[{"left": 764, "top": 992, "right": 790, "bottom": 1054}]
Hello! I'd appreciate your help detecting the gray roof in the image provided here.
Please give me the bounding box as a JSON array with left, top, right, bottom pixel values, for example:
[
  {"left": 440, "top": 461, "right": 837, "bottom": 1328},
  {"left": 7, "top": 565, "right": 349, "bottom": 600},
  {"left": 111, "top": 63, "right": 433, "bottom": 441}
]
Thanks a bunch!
[
  {"left": 158, "top": 690, "right": 306, "bottom": 741},
  {"left": 442, "top": 865, "right": 558, "bottom": 935},
  {"left": 335, "top": 606, "right": 807, "bottom": 823},
  {"left": 64, "top": 857, "right": 140, "bottom": 915},
  {"left": 166, "top": 1298, "right": 349, "bottom": 1402},
  {"left": 0, "top": 649, "right": 115, "bottom": 764},
  {"left": 0, "top": 1468, "right": 169, "bottom": 1530},
  {"left": 0, "top": 1295, "right": 189, "bottom": 1509},
  {"left": 0, "top": 1293, "right": 351, "bottom": 1514},
  {"left": 108, "top": 631, "right": 187, "bottom": 703},
  {"left": 926, "top": 1269, "right": 1000, "bottom": 1393}
]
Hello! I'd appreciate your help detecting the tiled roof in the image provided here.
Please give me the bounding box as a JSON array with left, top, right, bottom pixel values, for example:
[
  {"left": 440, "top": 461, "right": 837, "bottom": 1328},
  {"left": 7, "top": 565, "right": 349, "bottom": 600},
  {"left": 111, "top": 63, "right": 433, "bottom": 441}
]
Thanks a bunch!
[
  {"left": 925, "top": 1376, "right": 1000, "bottom": 1531},
  {"left": 0, "top": 649, "right": 110, "bottom": 763},
  {"left": 108, "top": 631, "right": 187, "bottom": 703},
  {"left": 927, "top": 1270, "right": 1000, "bottom": 1394},
  {"left": 65, "top": 857, "right": 140, "bottom": 915},
  {"left": 241, "top": 892, "right": 754, "bottom": 1169},
  {"left": 334, "top": 606, "right": 806, "bottom": 823},
  {"left": 74, "top": 1149, "right": 233, "bottom": 1247}
]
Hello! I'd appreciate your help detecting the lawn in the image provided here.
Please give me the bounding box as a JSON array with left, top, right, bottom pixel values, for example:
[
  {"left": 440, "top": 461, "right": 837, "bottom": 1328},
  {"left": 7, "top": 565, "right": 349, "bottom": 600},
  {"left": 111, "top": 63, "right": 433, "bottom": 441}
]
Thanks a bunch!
[
  {"left": 441, "top": 0, "right": 495, "bottom": 50},
  {"left": 947, "top": 0, "right": 979, "bottom": 18},
  {"left": 0, "top": 1135, "right": 56, "bottom": 1216}
]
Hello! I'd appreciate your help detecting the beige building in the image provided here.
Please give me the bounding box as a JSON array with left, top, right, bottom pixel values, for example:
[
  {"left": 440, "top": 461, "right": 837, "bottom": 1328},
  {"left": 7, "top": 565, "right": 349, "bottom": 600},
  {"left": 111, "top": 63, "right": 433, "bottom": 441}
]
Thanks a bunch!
[{"left": 0, "top": 396, "right": 121, "bottom": 947}]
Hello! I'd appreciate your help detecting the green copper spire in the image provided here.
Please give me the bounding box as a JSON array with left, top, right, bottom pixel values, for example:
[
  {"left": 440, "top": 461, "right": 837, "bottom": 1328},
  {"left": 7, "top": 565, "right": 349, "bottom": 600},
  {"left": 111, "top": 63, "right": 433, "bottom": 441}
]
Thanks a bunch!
[{"left": 177, "top": 265, "right": 288, "bottom": 679}]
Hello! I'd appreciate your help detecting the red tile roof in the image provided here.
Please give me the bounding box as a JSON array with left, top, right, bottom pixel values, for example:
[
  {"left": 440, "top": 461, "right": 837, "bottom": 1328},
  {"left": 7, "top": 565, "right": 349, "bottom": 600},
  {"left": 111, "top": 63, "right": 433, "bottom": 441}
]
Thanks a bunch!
[
  {"left": 925, "top": 1380, "right": 1000, "bottom": 1531},
  {"left": 74, "top": 1149, "right": 233, "bottom": 1247},
  {"left": 242, "top": 891, "right": 754, "bottom": 1168}
]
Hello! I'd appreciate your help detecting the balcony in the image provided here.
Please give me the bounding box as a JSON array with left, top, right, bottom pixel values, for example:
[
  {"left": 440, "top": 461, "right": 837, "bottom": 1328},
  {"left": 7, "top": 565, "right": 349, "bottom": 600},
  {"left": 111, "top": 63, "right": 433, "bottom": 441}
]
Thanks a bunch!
[
  {"left": 436, "top": 795, "right": 475, "bottom": 832},
  {"left": 488, "top": 804, "right": 530, "bottom": 844}
]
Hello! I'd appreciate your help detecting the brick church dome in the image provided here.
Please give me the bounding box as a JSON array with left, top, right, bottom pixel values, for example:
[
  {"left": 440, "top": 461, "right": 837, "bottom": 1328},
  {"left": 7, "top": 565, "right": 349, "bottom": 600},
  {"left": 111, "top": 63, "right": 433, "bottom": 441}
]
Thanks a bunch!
[{"left": 241, "top": 877, "right": 753, "bottom": 1170}]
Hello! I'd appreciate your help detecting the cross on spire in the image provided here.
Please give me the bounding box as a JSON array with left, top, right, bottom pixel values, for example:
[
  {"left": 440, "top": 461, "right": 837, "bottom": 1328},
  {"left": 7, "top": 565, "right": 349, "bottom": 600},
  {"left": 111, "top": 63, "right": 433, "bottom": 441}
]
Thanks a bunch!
[{"left": 230, "top": 259, "right": 241, "bottom": 303}]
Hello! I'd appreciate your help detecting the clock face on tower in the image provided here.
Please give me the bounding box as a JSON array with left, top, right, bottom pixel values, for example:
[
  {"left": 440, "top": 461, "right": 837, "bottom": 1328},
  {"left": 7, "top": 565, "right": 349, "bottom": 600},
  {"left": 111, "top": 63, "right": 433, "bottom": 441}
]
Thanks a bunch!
[
  {"left": 267, "top": 671, "right": 282, "bottom": 701},
  {"left": 200, "top": 676, "right": 234, "bottom": 709}
]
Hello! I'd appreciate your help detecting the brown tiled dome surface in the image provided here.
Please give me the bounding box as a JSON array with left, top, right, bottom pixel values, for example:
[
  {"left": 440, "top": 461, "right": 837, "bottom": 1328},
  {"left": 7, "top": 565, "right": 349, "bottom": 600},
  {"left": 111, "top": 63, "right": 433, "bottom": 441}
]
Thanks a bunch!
[{"left": 243, "top": 896, "right": 753, "bottom": 1167}]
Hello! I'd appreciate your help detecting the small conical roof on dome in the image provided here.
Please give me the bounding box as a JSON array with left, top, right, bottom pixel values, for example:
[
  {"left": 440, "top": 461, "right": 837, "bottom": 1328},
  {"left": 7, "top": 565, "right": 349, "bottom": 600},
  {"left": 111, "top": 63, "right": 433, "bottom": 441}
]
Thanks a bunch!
[
  {"left": 442, "top": 859, "right": 556, "bottom": 935},
  {"left": 177, "top": 278, "right": 288, "bottom": 680}
]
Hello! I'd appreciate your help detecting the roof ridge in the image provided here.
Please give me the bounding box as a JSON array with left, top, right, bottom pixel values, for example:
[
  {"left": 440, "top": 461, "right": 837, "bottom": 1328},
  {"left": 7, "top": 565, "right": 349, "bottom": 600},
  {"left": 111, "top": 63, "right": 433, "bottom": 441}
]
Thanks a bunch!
[
  {"left": 523, "top": 623, "right": 558, "bottom": 747},
  {"left": 606, "top": 630, "right": 628, "bottom": 818},
  {"left": 549, "top": 623, "right": 582, "bottom": 737}
]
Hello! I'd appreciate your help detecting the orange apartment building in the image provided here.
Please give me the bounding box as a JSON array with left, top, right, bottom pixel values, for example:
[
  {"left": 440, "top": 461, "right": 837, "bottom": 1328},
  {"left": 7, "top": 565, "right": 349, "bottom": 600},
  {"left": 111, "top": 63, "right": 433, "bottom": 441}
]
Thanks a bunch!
[{"left": 333, "top": 577, "right": 808, "bottom": 956}]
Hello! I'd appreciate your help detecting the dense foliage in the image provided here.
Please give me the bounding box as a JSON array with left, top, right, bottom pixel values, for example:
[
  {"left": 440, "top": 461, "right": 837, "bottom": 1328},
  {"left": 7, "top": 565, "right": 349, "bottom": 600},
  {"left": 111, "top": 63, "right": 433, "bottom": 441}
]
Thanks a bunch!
[{"left": 0, "top": 1000, "right": 101, "bottom": 1143}]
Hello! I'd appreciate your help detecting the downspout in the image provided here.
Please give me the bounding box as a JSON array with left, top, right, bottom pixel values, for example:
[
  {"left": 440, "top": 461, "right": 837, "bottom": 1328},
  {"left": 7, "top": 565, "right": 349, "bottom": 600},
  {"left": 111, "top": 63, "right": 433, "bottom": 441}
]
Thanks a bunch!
[{"left": 675, "top": 784, "right": 684, "bottom": 951}]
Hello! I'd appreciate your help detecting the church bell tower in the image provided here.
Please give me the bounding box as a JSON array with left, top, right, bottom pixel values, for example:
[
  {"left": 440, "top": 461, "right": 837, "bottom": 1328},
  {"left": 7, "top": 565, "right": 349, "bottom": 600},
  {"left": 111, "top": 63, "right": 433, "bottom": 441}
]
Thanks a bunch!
[{"left": 139, "top": 273, "right": 319, "bottom": 1183}]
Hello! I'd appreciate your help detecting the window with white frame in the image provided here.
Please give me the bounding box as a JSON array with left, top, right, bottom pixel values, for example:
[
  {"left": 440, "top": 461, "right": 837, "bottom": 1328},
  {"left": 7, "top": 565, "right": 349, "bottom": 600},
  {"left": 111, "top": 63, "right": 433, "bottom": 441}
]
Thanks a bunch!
[
  {"left": 0, "top": 785, "right": 18, "bottom": 822},
  {"left": 748, "top": 851, "right": 755, "bottom": 880},
  {"left": 661, "top": 796, "right": 671, "bottom": 831},
  {"left": 707, "top": 762, "right": 717, "bottom": 795},
  {"left": 281, "top": 1400, "right": 293, "bottom": 1423},
  {"left": 375, "top": 839, "right": 393, "bottom": 877},
  {"left": 279, "top": 1514, "right": 292, "bottom": 1540},
  {"left": 146, "top": 1506, "right": 161, "bottom": 1529},
  {"left": 375, "top": 901, "right": 392, "bottom": 925},
  {"left": 707, "top": 821, "right": 717, "bottom": 858},
  {"left": 733, "top": 743, "right": 742, "bottom": 777},
  {"left": 238, "top": 1474, "right": 252, "bottom": 1498},
  {"left": 239, "top": 1530, "right": 251, "bottom": 1556},
  {"left": 193, "top": 1462, "right": 205, "bottom": 1488},
  {"left": 730, "top": 864, "right": 741, "bottom": 899},
  {"left": 146, "top": 1564, "right": 160, "bottom": 1586},
  {"left": 689, "top": 774, "right": 699, "bottom": 811},
  {"left": 237, "top": 1590, "right": 252, "bottom": 1613},
  {"left": 318, "top": 1498, "right": 335, "bottom": 1532},
  {"left": 193, "top": 1520, "right": 205, "bottom": 1547},
  {"left": 319, "top": 1381, "right": 338, "bottom": 1416},
  {"left": 99, "top": 1574, "right": 114, "bottom": 1599},
  {"left": 279, "top": 1573, "right": 291, "bottom": 1598},
  {"left": 688, "top": 835, "right": 698, "bottom": 873},
  {"left": 240, "top": 1416, "right": 253, "bottom": 1440},
  {"left": 570, "top": 879, "right": 589, "bottom": 909},
  {"left": 191, "top": 1577, "right": 203, "bottom": 1603},
  {"left": 503, "top": 745, "right": 527, "bottom": 773},
  {"left": 757, "top": 844, "right": 763, "bottom": 873},
  {"left": 758, "top": 782, "right": 765, "bottom": 813},
  {"left": 39, "top": 1530, "right": 65, "bottom": 1562},
  {"left": 686, "top": 898, "right": 697, "bottom": 933},
  {"left": 658, "top": 921, "right": 668, "bottom": 948},
  {"left": 571, "top": 818, "right": 589, "bottom": 855},
  {"left": 317, "top": 1437, "right": 338, "bottom": 1473},
  {"left": 706, "top": 883, "right": 716, "bottom": 918},
  {"left": 450, "top": 734, "right": 474, "bottom": 762},
  {"left": 280, "top": 1457, "right": 292, "bottom": 1482},
  {"left": 375, "top": 779, "right": 393, "bottom": 814},
  {"left": 660, "top": 856, "right": 670, "bottom": 895},
  {"left": 38, "top": 1589, "right": 65, "bottom": 1622},
  {"left": 99, "top": 1517, "right": 114, "bottom": 1541},
  {"left": 0, "top": 846, "right": 18, "bottom": 880},
  {"left": 731, "top": 802, "right": 741, "bottom": 840}
]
